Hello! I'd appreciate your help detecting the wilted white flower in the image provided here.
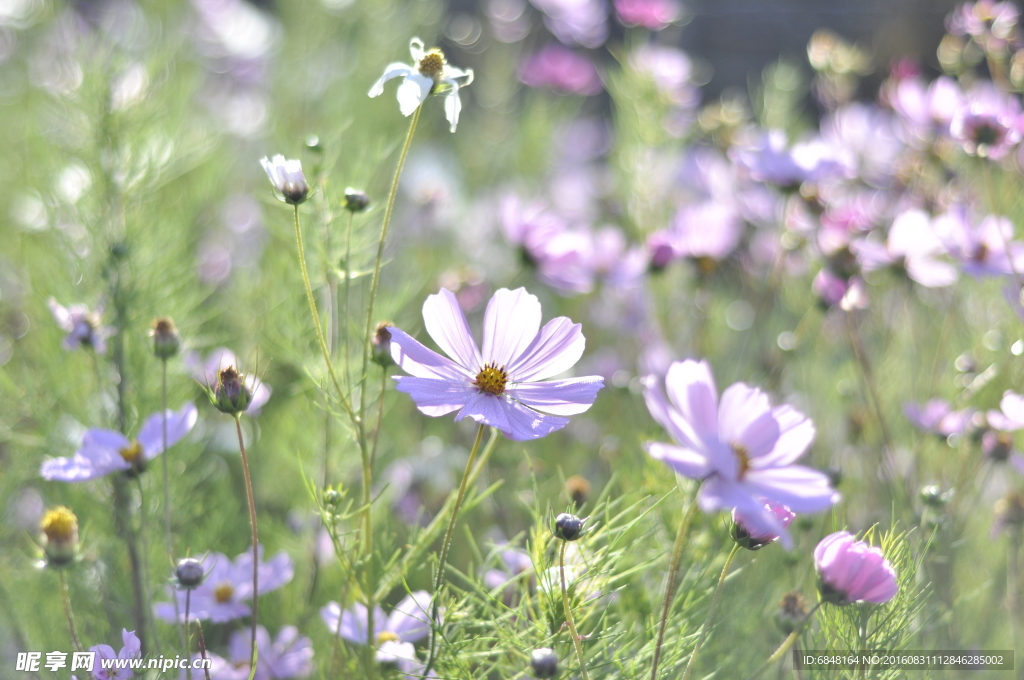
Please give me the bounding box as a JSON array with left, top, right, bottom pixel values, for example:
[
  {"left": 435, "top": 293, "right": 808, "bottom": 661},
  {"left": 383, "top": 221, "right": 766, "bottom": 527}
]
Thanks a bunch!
[
  {"left": 368, "top": 38, "right": 474, "bottom": 132},
  {"left": 260, "top": 155, "right": 309, "bottom": 205}
]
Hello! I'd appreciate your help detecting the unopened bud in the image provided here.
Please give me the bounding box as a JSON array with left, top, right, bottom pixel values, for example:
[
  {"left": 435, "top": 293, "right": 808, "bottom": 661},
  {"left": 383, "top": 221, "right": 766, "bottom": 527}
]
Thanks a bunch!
[
  {"left": 150, "top": 317, "right": 181, "bottom": 359},
  {"left": 530, "top": 647, "right": 559, "bottom": 678},
  {"left": 175, "top": 558, "right": 205, "bottom": 589},
  {"left": 213, "top": 366, "right": 253, "bottom": 415},
  {"left": 774, "top": 591, "right": 808, "bottom": 634},
  {"left": 41, "top": 506, "right": 79, "bottom": 568},
  {"left": 324, "top": 489, "right": 342, "bottom": 506},
  {"left": 920, "top": 484, "right": 951, "bottom": 508},
  {"left": 343, "top": 188, "right": 370, "bottom": 213},
  {"left": 565, "top": 475, "right": 590, "bottom": 508},
  {"left": 553, "top": 513, "right": 584, "bottom": 542},
  {"left": 372, "top": 322, "right": 395, "bottom": 368}
]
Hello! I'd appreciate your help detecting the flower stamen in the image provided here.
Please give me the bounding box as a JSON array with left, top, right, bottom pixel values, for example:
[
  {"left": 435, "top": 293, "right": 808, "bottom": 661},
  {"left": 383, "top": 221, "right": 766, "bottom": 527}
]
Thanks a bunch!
[
  {"left": 474, "top": 362, "right": 508, "bottom": 395},
  {"left": 418, "top": 49, "right": 446, "bottom": 79},
  {"left": 731, "top": 443, "right": 751, "bottom": 478},
  {"left": 376, "top": 631, "right": 400, "bottom": 645},
  {"left": 119, "top": 441, "right": 143, "bottom": 464},
  {"left": 214, "top": 583, "right": 234, "bottom": 603}
]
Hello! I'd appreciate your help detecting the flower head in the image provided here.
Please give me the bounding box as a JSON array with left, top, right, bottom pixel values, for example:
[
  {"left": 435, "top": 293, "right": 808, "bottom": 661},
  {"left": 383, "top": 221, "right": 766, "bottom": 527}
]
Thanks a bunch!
[
  {"left": 186, "top": 348, "right": 272, "bottom": 416},
  {"left": 643, "top": 360, "right": 839, "bottom": 548},
  {"left": 154, "top": 547, "right": 294, "bottom": 623},
  {"left": 388, "top": 288, "right": 604, "bottom": 440},
  {"left": 90, "top": 629, "right": 141, "bottom": 680},
  {"left": 48, "top": 298, "right": 111, "bottom": 354},
  {"left": 40, "top": 506, "right": 79, "bottom": 567},
  {"left": 368, "top": 38, "right": 474, "bottom": 132},
  {"left": 814, "top": 531, "right": 898, "bottom": 605},
  {"left": 150, "top": 317, "right": 181, "bottom": 359},
  {"left": 260, "top": 155, "right": 309, "bottom": 205},
  {"left": 41, "top": 403, "right": 197, "bottom": 482}
]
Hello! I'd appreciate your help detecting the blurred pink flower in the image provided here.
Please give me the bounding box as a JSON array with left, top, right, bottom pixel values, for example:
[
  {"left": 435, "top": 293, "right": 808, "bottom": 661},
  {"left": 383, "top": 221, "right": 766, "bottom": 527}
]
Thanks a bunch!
[
  {"left": 614, "top": 0, "right": 681, "bottom": 29},
  {"left": 814, "top": 531, "right": 898, "bottom": 605},
  {"left": 519, "top": 44, "right": 602, "bottom": 96}
]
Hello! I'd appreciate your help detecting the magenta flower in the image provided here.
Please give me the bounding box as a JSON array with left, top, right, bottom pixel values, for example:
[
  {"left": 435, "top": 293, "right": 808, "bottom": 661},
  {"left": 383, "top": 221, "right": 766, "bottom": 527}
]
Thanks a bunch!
[
  {"left": 389, "top": 288, "right": 604, "bottom": 440},
  {"left": 519, "top": 44, "right": 602, "bottom": 96},
  {"left": 643, "top": 360, "right": 838, "bottom": 548},
  {"left": 154, "top": 547, "right": 294, "bottom": 624},
  {"left": 41, "top": 403, "right": 197, "bottom": 482},
  {"left": 614, "top": 0, "right": 681, "bottom": 29},
  {"left": 90, "top": 629, "right": 141, "bottom": 680},
  {"left": 48, "top": 298, "right": 112, "bottom": 354},
  {"left": 731, "top": 499, "right": 795, "bottom": 550},
  {"left": 814, "top": 531, "right": 898, "bottom": 605}
]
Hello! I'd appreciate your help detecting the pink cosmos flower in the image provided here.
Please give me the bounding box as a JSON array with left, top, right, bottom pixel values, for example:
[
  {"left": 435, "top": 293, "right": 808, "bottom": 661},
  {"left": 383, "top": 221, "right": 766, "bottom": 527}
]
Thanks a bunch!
[
  {"left": 814, "top": 531, "right": 898, "bottom": 605},
  {"left": 903, "top": 399, "right": 973, "bottom": 436},
  {"left": 643, "top": 360, "right": 839, "bottom": 548},
  {"left": 614, "top": 0, "right": 681, "bottom": 30},
  {"left": 519, "top": 44, "right": 602, "bottom": 96},
  {"left": 933, "top": 209, "right": 1024, "bottom": 277},
  {"left": 852, "top": 209, "right": 958, "bottom": 287},
  {"left": 389, "top": 288, "right": 604, "bottom": 440},
  {"left": 983, "top": 390, "right": 1024, "bottom": 474}
]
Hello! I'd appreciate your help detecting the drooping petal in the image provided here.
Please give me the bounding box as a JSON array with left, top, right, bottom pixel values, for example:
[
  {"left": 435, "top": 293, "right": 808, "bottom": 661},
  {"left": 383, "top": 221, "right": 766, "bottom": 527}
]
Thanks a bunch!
[
  {"left": 368, "top": 63, "right": 414, "bottom": 98},
  {"left": 481, "top": 288, "right": 542, "bottom": 369},
  {"left": 422, "top": 289, "right": 482, "bottom": 371},
  {"left": 718, "top": 383, "right": 775, "bottom": 449},
  {"left": 137, "top": 403, "right": 198, "bottom": 458},
  {"left": 507, "top": 377, "right": 603, "bottom": 415},
  {"left": 742, "top": 465, "right": 839, "bottom": 512},
  {"left": 396, "top": 73, "right": 434, "bottom": 116},
  {"left": 663, "top": 360, "right": 720, "bottom": 444},
  {"left": 387, "top": 591, "right": 432, "bottom": 642},
  {"left": 645, "top": 442, "right": 711, "bottom": 479},
  {"left": 388, "top": 328, "right": 474, "bottom": 381},
  {"left": 392, "top": 376, "right": 475, "bottom": 416},
  {"left": 455, "top": 393, "right": 569, "bottom": 440},
  {"left": 444, "top": 82, "right": 461, "bottom": 132},
  {"left": 641, "top": 374, "right": 703, "bottom": 450},
  {"left": 506, "top": 317, "right": 585, "bottom": 382}
]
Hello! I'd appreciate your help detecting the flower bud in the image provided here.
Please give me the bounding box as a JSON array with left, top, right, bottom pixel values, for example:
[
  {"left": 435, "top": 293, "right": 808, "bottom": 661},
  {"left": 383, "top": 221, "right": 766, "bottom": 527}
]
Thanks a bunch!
[
  {"left": 41, "top": 506, "right": 79, "bottom": 568},
  {"left": 530, "top": 647, "right": 559, "bottom": 678},
  {"left": 731, "top": 500, "right": 794, "bottom": 551},
  {"left": 261, "top": 155, "right": 309, "bottom": 206},
  {"left": 566, "top": 475, "right": 590, "bottom": 508},
  {"left": 919, "top": 484, "right": 951, "bottom": 508},
  {"left": 344, "top": 188, "right": 371, "bottom": 213},
  {"left": 814, "top": 531, "right": 897, "bottom": 605},
  {"left": 175, "top": 558, "right": 205, "bottom": 589},
  {"left": 553, "top": 513, "right": 584, "bottom": 541},
  {"left": 213, "top": 366, "right": 253, "bottom": 415},
  {"left": 372, "top": 322, "right": 395, "bottom": 368},
  {"left": 150, "top": 317, "right": 181, "bottom": 360},
  {"left": 995, "top": 492, "right": 1024, "bottom": 533},
  {"left": 774, "top": 591, "right": 808, "bottom": 634}
]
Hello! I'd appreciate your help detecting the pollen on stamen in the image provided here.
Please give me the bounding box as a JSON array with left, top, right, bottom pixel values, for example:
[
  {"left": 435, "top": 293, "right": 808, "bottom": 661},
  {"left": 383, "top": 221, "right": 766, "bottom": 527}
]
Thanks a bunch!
[
  {"left": 731, "top": 443, "right": 751, "bottom": 478},
  {"left": 376, "top": 631, "right": 401, "bottom": 645},
  {"left": 214, "top": 583, "right": 234, "bottom": 603},
  {"left": 418, "top": 50, "right": 446, "bottom": 79},
  {"left": 119, "top": 441, "right": 143, "bottom": 464},
  {"left": 473, "top": 362, "right": 508, "bottom": 396}
]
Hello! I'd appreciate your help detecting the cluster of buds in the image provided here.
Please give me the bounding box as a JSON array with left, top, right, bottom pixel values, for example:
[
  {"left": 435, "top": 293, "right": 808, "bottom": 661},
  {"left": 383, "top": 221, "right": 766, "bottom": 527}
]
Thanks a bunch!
[{"left": 41, "top": 506, "right": 79, "bottom": 568}]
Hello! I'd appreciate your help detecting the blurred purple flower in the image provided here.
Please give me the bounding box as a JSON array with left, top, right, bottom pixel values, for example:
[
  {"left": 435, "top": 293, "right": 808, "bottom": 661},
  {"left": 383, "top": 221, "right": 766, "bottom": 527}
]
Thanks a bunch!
[
  {"left": 614, "top": 0, "right": 681, "bottom": 29},
  {"left": 732, "top": 499, "right": 795, "bottom": 549},
  {"left": 903, "top": 399, "right": 973, "bottom": 436},
  {"left": 947, "top": 0, "right": 1019, "bottom": 52},
  {"left": 48, "top": 298, "right": 112, "bottom": 354},
  {"left": 812, "top": 270, "right": 869, "bottom": 310},
  {"left": 519, "top": 44, "right": 602, "bottom": 96},
  {"left": 814, "top": 531, "right": 898, "bottom": 605},
  {"left": 984, "top": 390, "right": 1024, "bottom": 473},
  {"left": 185, "top": 626, "right": 313, "bottom": 680},
  {"left": 671, "top": 201, "right": 743, "bottom": 263},
  {"left": 530, "top": 0, "right": 609, "bottom": 48},
  {"left": 820, "top": 103, "right": 902, "bottom": 186},
  {"left": 853, "top": 209, "right": 958, "bottom": 287},
  {"left": 643, "top": 359, "right": 839, "bottom": 548},
  {"left": 950, "top": 84, "right": 1021, "bottom": 159},
  {"left": 933, "top": 209, "right": 1024, "bottom": 277},
  {"left": 155, "top": 547, "right": 294, "bottom": 624},
  {"left": 629, "top": 44, "right": 698, "bottom": 108},
  {"left": 389, "top": 288, "right": 603, "bottom": 440},
  {"left": 733, "top": 131, "right": 850, "bottom": 188},
  {"left": 91, "top": 629, "right": 141, "bottom": 680},
  {"left": 41, "top": 403, "right": 197, "bottom": 482},
  {"left": 890, "top": 76, "right": 962, "bottom": 146},
  {"left": 483, "top": 545, "right": 534, "bottom": 591},
  {"left": 185, "top": 347, "right": 272, "bottom": 415}
]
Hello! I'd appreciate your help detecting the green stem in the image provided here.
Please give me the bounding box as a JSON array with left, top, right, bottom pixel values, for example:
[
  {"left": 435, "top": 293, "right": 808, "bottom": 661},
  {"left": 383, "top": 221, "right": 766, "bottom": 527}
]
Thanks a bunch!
[
  {"left": 342, "top": 210, "right": 353, "bottom": 394},
  {"left": 162, "top": 359, "right": 186, "bottom": 653},
  {"left": 185, "top": 589, "right": 192, "bottom": 663},
  {"left": 681, "top": 543, "right": 742, "bottom": 680},
  {"left": 744, "top": 602, "right": 823, "bottom": 680},
  {"left": 59, "top": 570, "right": 83, "bottom": 653},
  {"left": 650, "top": 500, "right": 698, "bottom": 680},
  {"left": 234, "top": 416, "right": 260, "bottom": 680},
  {"left": 195, "top": 619, "right": 213, "bottom": 680},
  {"left": 560, "top": 540, "right": 592, "bottom": 680}
]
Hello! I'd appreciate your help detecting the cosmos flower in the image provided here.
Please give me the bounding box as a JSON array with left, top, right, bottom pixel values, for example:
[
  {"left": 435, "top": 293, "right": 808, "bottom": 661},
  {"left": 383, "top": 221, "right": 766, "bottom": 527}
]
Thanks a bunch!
[
  {"left": 41, "top": 403, "right": 197, "bottom": 482},
  {"left": 185, "top": 348, "right": 272, "bottom": 415},
  {"left": 185, "top": 626, "right": 313, "bottom": 680},
  {"left": 731, "top": 499, "right": 795, "bottom": 550},
  {"left": 260, "top": 155, "right": 309, "bottom": 205},
  {"left": 814, "top": 531, "right": 898, "bottom": 605},
  {"left": 852, "top": 209, "right": 958, "bottom": 287},
  {"left": 369, "top": 38, "right": 474, "bottom": 132},
  {"left": 614, "top": 0, "right": 682, "bottom": 30},
  {"left": 519, "top": 44, "right": 602, "bottom": 96},
  {"left": 643, "top": 359, "right": 839, "bottom": 548},
  {"left": 903, "top": 399, "right": 974, "bottom": 436},
  {"left": 90, "top": 629, "right": 141, "bottom": 680},
  {"left": 389, "top": 288, "right": 604, "bottom": 440},
  {"left": 154, "top": 547, "right": 294, "bottom": 623},
  {"left": 983, "top": 390, "right": 1024, "bottom": 474},
  {"left": 932, "top": 209, "right": 1024, "bottom": 277},
  {"left": 48, "top": 298, "right": 112, "bottom": 354}
]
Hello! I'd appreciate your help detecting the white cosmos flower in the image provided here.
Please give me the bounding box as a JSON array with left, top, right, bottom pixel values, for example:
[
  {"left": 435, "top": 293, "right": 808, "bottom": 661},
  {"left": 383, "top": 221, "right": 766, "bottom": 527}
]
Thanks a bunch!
[{"left": 368, "top": 37, "right": 474, "bottom": 133}]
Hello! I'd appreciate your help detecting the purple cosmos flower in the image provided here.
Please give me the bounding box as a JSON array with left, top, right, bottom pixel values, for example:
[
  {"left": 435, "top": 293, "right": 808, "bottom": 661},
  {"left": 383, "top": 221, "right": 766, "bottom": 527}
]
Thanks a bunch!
[
  {"left": 814, "top": 531, "right": 898, "bottom": 605},
  {"left": 933, "top": 209, "right": 1024, "bottom": 277},
  {"left": 389, "top": 288, "right": 604, "bottom": 440},
  {"left": 530, "top": 0, "right": 609, "bottom": 49},
  {"left": 321, "top": 590, "right": 434, "bottom": 677},
  {"left": 186, "top": 626, "right": 313, "bottom": 680},
  {"left": 671, "top": 201, "right": 743, "bottom": 264},
  {"left": 643, "top": 360, "right": 839, "bottom": 548},
  {"left": 983, "top": 391, "right": 1024, "bottom": 474},
  {"left": 48, "top": 298, "right": 112, "bottom": 354},
  {"left": 185, "top": 347, "right": 272, "bottom": 415},
  {"left": 733, "top": 130, "right": 850, "bottom": 188},
  {"left": 732, "top": 499, "right": 795, "bottom": 550},
  {"left": 852, "top": 209, "right": 958, "bottom": 287},
  {"left": 155, "top": 547, "right": 294, "bottom": 623},
  {"left": 947, "top": 0, "right": 1020, "bottom": 52},
  {"left": 519, "top": 44, "right": 602, "bottom": 96},
  {"left": 91, "top": 629, "right": 141, "bottom": 680},
  {"left": 628, "top": 44, "right": 698, "bottom": 108},
  {"left": 890, "top": 76, "right": 962, "bottom": 146},
  {"left": 614, "top": 0, "right": 681, "bottom": 29},
  {"left": 903, "top": 399, "right": 973, "bottom": 436},
  {"left": 949, "top": 84, "right": 1021, "bottom": 159},
  {"left": 41, "top": 403, "right": 197, "bottom": 482},
  {"left": 812, "top": 269, "right": 869, "bottom": 310}
]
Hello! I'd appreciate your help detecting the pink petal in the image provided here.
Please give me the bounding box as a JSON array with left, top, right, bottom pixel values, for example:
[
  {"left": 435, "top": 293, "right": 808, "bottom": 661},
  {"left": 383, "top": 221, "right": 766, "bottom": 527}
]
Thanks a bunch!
[
  {"left": 718, "top": 383, "right": 774, "bottom": 447},
  {"left": 645, "top": 442, "right": 711, "bottom": 479},
  {"left": 455, "top": 393, "right": 569, "bottom": 440},
  {"left": 664, "top": 360, "right": 720, "bottom": 444},
  {"left": 392, "top": 376, "right": 475, "bottom": 416},
  {"left": 753, "top": 405, "right": 815, "bottom": 467},
  {"left": 389, "top": 328, "right": 475, "bottom": 381},
  {"left": 742, "top": 466, "right": 839, "bottom": 512},
  {"left": 481, "top": 288, "right": 541, "bottom": 368},
  {"left": 506, "top": 317, "right": 585, "bottom": 382},
  {"left": 507, "top": 377, "right": 603, "bottom": 415},
  {"left": 422, "top": 289, "right": 482, "bottom": 372}
]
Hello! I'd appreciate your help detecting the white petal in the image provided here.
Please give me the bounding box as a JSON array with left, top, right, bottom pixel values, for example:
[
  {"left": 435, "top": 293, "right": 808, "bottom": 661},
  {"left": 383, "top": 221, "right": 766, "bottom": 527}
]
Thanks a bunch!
[
  {"left": 397, "top": 74, "right": 433, "bottom": 116},
  {"left": 368, "top": 63, "right": 414, "bottom": 98},
  {"left": 481, "top": 288, "right": 541, "bottom": 368},
  {"left": 409, "top": 37, "right": 426, "bottom": 61},
  {"left": 422, "top": 289, "right": 481, "bottom": 371},
  {"left": 444, "top": 82, "right": 461, "bottom": 132}
]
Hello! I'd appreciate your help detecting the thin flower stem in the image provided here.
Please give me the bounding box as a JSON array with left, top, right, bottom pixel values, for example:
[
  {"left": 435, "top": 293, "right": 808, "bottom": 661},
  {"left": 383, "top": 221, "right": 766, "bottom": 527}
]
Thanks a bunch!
[
  {"left": 133, "top": 477, "right": 158, "bottom": 656},
  {"left": 370, "top": 367, "right": 388, "bottom": 469},
  {"left": 744, "top": 602, "right": 823, "bottom": 680},
  {"left": 58, "top": 570, "right": 83, "bottom": 653},
  {"left": 113, "top": 478, "right": 149, "bottom": 653},
  {"left": 161, "top": 359, "right": 186, "bottom": 653},
  {"left": 196, "top": 619, "right": 212, "bottom": 680},
  {"left": 422, "top": 423, "right": 487, "bottom": 676},
  {"left": 185, "top": 589, "right": 192, "bottom": 663},
  {"left": 650, "top": 499, "right": 698, "bottom": 680},
  {"left": 342, "top": 210, "right": 354, "bottom": 393},
  {"left": 560, "top": 540, "right": 592, "bottom": 680},
  {"left": 234, "top": 416, "right": 260, "bottom": 680},
  {"left": 681, "top": 543, "right": 742, "bottom": 680}
]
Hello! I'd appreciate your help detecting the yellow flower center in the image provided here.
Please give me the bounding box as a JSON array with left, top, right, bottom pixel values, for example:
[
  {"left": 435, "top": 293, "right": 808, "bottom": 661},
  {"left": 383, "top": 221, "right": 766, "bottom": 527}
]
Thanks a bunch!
[
  {"left": 474, "top": 362, "right": 508, "bottom": 396},
  {"left": 41, "top": 507, "right": 78, "bottom": 542},
  {"left": 731, "top": 443, "right": 751, "bottom": 479},
  {"left": 418, "top": 50, "right": 446, "bottom": 79},
  {"left": 376, "top": 631, "right": 400, "bottom": 645},
  {"left": 119, "top": 441, "right": 143, "bottom": 464},
  {"left": 214, "top": 583, "right": 234, "bottom": 603}
]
